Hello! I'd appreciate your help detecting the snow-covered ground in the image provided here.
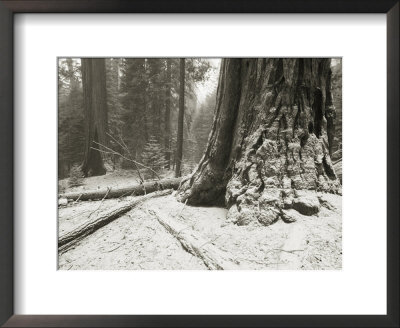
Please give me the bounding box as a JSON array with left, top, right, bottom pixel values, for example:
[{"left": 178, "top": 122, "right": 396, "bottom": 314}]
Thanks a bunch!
[{"left": 58, "top": 183, "right": 342, "bottom": 270}]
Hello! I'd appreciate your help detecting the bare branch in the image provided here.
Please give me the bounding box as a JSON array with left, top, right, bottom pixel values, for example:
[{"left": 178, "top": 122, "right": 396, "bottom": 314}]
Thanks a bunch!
[
  {"left": 73, "top": 193, "right": 83, "bottom": 204},
  {"left": 91, "top": 142, "right": 162, "bottom": 181},
  {"left": 176, "top": 199, "right": 188, "bottom": 218},
  {"left": 267, "top": 249, "right": 305, "bottom": 254},
  {"left": 87, "top": 187, "right": 111, "bottom": 219},
  {"left": 106, "top": 132, "right": 144, "bottom": 183}
]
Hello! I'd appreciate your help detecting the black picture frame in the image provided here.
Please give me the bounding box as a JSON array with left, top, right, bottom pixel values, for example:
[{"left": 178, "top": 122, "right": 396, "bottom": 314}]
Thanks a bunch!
[{"left": 0, "top": 1, "right": 398, "bottom": 327}]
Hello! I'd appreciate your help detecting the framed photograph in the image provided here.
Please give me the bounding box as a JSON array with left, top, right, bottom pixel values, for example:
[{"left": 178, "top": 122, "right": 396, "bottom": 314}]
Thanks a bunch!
[{"left": 0, "top": 1, "right": 398, "bottom": 327}]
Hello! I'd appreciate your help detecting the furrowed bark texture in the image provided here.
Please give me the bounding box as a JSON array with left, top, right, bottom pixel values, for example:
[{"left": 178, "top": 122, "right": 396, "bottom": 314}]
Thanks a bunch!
[
  {"left": 178, "top": 58, "right": 340, "bottom": 226},
  {"left": 81, "top": 58, "right": 108, "bottom": 177},
  {"left": 178, "top": 59, "right": 242, "bottom": 205}
]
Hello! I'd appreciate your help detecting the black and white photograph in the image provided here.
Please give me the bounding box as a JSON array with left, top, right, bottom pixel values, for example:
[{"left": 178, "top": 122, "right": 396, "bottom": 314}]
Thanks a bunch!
[{"left": 58, "top": 58, "right": 342, "bottom": 270}]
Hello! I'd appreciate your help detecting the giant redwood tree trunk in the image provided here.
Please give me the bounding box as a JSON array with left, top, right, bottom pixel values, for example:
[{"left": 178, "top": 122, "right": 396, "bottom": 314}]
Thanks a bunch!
[
  {"left": 81, "top": 58, "right": 108, "bottom": 177},
  {"left": 177, "top": 58, "right": 340, "bottom": 226}
]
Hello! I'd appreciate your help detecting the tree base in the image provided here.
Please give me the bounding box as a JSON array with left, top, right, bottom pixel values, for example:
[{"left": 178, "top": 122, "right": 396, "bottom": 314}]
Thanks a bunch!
[
  {"left": 224, "top": 127, "right": 340, "bottom": 226},
  {"left": 226, "top": 188, "right": 328, "bottom": 226},
  {"left": 179, "top": 124, "right": 341, "bottom": 227},
  {"left": 177, "top": 58, "right": 342, "bottom": 226},
  {"left": 177, "top": 165, "right": 227, "bottom": 206}
]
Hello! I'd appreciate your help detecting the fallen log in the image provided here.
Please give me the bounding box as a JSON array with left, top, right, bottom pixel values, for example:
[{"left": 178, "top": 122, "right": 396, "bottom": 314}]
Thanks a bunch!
[
  {"left": 59, "top": 189, "right": 173, "bottom": 253},
  {"left": 60, "top": 177, "right": 182, "bottom": 201},
  {"left": 147, "top": 208, "right": 240, "bottom": 270}
]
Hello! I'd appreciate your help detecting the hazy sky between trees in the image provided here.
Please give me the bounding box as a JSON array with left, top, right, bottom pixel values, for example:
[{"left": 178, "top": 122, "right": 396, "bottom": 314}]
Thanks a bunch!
[{"left": 194, "top": 59, "right": 220, "bottom": 103}]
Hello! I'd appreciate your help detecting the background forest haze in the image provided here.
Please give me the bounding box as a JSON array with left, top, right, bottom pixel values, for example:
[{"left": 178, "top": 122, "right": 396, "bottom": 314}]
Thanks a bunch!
[{"left": 58, "top": 58, "right": 219, "bottom": 181}]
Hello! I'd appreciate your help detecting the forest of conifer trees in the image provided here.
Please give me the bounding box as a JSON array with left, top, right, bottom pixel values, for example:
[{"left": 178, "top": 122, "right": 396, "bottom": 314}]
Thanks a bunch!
[
  {"left": 58, "top": 58, "right": 216, "bottom": 181},
  {"left": 58, "top": 58, "right": 342, "bottom": 271}
]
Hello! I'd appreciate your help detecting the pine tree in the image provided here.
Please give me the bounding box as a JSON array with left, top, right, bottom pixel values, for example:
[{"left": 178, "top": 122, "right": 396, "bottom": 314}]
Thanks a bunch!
[
  {"left": 68, "top": 164, "right": 84, "bottom": 188},
  {"left": 106, "top": 59, "right": 123, "bottom": 139},
  {"left": 106, "top": 58, "right": 124, "bottom": 169},
  {"left": 147, "top": 59, "right": 165, "bottom": 143},
  {"left": 141, "top": 136, "right": 166, "bottom": 179},
  {"left": 120, "top": 59, "right": 147, "bottom": 163},
  {"left": 58, "top": 58, "right": 85, "bottom": 179}
]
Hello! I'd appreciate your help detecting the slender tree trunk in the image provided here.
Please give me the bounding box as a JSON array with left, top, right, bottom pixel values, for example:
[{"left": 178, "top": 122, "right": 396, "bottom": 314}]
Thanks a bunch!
[
  {"left": 164, "top": 59, "right": 172, "bottom": 169},
  {"left": 178, "top": 58, "right": 340, "bottom": 225},
  {"left": 175, "top": 58, "right": 185, "bottom": 177},
  {"left": 143, "top": 86, "right": 149, "bottom": 145},
  {"left": 116, "top": 58, "right": 121, "bottom": 92},
  {"left": 143, "top": 59, "right": 149, "bottom": 145},
  {"left": 158, "top": 98, "right": 161, "bottom": 143},
  {"left": 111, "top": 58, "right": 120, "bottom": 90},
  {"left": 66, "top": 58, "right": 78, "bottom": 91},
  {"left": 81, "top": 58, "right": 108, "bottom": 177}
]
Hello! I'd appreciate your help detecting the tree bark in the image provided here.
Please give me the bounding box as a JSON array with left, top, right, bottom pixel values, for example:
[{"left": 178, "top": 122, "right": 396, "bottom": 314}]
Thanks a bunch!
[
  {"left": 60, "top": 177, "right": 182, "bottom": 201},
  {"left": 178, "top": 58, "right": 340, "bottom": 226},
  {"left": 164, "top": 59, "right": 172, "bottom": 169},
  {"left": 81, "top": 58, "right": 108, "bottom": 177},
  {"left": 175, "top": 58, "right": 185, "bottom": 177}
]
